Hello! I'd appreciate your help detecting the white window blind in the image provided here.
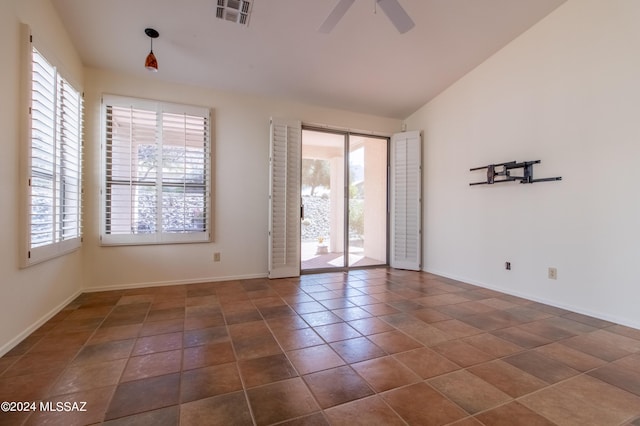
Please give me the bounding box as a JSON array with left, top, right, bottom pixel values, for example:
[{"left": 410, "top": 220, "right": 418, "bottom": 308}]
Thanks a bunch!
[
  {"left": 101, "top": 95, "right": 211, "bottom": 245},
  {"left": 26, "top": 40, "right": 83, "bottom": 266}
]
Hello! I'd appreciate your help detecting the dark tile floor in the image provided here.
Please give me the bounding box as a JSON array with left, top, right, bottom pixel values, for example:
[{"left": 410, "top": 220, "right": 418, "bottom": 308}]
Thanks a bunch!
[{"left": 1, "top": 268, "right": 640, "bottom": 425}]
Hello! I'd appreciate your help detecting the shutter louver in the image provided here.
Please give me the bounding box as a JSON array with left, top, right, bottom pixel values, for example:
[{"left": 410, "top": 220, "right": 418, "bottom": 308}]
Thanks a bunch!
[
  {"left": 268, "top": 118, "right": 301, "bottom": 278},
  {"left": 390, "top": 131, "right": 422, "bottom": 270}
]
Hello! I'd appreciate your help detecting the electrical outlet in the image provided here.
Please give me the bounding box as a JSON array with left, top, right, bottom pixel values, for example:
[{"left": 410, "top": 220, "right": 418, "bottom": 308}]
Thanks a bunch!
[
  {"left": 505, "top": 261, "right": 511, "bottom": 270},
  {"left": 548, "top": 267, "right": 557, "bottom": 280},
  {"left": 213, "top": 252, "right": 221, "bottom": 262}
]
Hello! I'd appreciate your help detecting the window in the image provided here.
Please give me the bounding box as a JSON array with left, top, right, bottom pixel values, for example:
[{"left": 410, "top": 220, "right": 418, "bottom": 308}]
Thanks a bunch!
[
  {"left": 101, "top": 95, "right": 211, "bottom": 245},
  {"left": 24, "top": 34, "right": 83, "bottom": 266}
]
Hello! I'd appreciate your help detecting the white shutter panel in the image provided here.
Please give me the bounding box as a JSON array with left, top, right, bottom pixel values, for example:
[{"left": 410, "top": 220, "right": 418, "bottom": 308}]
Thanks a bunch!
[
  {"left": 160, "top": 110, "right": 210, "bottom": 237},
  {"left": 26, "top": 37, "right": 83, "bottom": 265},
  {"left": 268, "top": 118, "right": 301, "bottom": 279},
  {"left": 57, "top": 77, "right": 83, "bottom": 243},
  {"left": 104, "top": 103, "right": 158, "bottom": 238},
  {"left": 102, "top": 95, "right": 210, "bottom": 245},
  {"left": 390, "top": 131, "right": 422, "bottom": 270},
  {"left": 29, "top": 48, "right": 57, "bottom": 249}
]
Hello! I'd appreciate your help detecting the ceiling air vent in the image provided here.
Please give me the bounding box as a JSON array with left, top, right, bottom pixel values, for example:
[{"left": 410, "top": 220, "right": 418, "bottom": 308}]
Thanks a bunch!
[{"left": 216, "top": 0, "right": 253, "bottom": 26}]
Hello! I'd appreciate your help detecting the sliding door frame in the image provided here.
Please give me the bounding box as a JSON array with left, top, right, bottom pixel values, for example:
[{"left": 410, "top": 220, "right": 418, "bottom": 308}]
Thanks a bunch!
[{"left": 301, "top": 125, "right": 390, "bottom": 274}]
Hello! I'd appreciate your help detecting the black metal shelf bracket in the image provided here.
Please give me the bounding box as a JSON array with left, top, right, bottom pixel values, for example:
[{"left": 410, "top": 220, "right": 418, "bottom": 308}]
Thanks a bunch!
[{"left": 469, "top": 160, "right": 561, "bottom": 186}]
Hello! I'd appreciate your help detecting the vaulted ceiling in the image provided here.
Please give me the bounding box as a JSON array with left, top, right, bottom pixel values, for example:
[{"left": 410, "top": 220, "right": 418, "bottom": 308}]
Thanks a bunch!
[{"left": 51, "top": 0, "right": 566, "bottom": 118}]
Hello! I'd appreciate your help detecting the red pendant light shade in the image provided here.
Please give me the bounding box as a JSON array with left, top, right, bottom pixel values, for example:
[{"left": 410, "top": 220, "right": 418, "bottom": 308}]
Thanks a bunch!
[
  {"left": 145, "top": 51, "right": 158, "bottom": 71},
  {"left": 144, "top": 28, "right": 159, "bottom": 72}
]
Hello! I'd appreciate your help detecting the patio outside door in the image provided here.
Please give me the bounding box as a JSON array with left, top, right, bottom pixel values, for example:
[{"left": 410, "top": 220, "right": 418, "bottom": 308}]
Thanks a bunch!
[{"left": 300, "top": 128, "right": 388, "bottom": 271}]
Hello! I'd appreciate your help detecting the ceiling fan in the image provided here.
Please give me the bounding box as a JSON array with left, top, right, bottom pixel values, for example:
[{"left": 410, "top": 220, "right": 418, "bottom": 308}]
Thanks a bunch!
[{"left": 319, "top": 0, "right": 415, "bottom": 34}]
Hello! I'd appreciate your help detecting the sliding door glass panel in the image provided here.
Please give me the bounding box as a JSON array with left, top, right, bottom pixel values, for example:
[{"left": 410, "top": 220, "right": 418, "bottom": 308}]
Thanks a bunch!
[
  {"left": 301, "top": 129, "right": 345, "bottom": 270},
  {"left": 348, "top": 135, "right": 387, "bottom": 267}
]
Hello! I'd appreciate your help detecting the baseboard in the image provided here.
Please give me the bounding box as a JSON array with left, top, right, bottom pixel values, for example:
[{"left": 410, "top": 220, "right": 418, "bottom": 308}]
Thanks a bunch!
[
  {"left": 0, "top": 272, "right": 269, "bottom": 356},
  {"left": 7, "top": 268, "right": 635, "bottom": 358},
  {"left": 85, "top": 272, "right": 269, "bottom": 293},
  {"left": 0, "top": 289, "right": 83, "bottom": 357},
  {"left": 424, "top": 267, "right": 640, "bottom": 331}
]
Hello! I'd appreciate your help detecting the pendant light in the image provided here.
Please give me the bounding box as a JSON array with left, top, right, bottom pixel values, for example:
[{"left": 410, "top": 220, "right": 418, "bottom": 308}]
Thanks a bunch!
[{"left": 144, "top": 28, "right": 159, "bottom": 72}]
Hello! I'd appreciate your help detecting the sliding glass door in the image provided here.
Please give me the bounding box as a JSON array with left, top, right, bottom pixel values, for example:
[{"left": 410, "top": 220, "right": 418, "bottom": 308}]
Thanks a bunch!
[{"left": 301, "top": 128, "right": 388, "bottom": 271}]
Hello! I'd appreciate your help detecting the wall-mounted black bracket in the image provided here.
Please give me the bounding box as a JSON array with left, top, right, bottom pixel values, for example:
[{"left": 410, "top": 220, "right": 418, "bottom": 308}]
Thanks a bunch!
[{"left": 470, "top": 160, "right": 561, "bottom": 186}]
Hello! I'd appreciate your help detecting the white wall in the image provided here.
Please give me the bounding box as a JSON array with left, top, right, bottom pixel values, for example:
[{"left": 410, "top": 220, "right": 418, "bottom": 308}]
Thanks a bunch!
[
  {"left": 0, "top": 0, "right": 85, "bottom": 355},
  {"left": 83, "top": 69, "right": 401, "bottom": 290},
  {"left": 405, "top": 0, "right": 640, "bottom": 328}
]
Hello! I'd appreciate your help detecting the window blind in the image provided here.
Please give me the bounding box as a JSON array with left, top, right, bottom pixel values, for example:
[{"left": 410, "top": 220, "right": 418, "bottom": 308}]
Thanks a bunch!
[
  {"left": 102, "top": 95, "right": 211, "bottom": 245},
  {"left": 27, "top": 44, "right": 83, "bottom": 265}
]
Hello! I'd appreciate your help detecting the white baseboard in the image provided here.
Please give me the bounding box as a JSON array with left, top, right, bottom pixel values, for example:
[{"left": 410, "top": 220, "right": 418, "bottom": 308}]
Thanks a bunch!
[
  {"left": 424, "top": 267, "right": 640, "bottom": 331},
  {"left": 84, "top": 272, "right": 269, "bottom": 293},
  {"left": 0, "top": 272, "right": 268, "bottom": 356},
  {"left": 5, "top": 267, "right": 636, "bottom": 358},
  {"left": 0, "top": 289, "right": 83, "bottom": 357}
]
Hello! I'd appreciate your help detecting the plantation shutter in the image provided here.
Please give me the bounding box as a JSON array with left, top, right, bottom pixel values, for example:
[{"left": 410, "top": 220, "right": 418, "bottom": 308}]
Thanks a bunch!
[
  {"left": 390, "top": 131, "right": 422, "bottom": 270},
  {"left": 56, "top": 77, "right": 83, "bottom": 243},
  {"left": 102, "top": 95, "right": 211, "bottom": 245},
  {"left": 268, "top": 118, "right": 301, "bottom": 279},
  {"left": 27, "top": 40, "right": 83, "bottom": 265},
  {"left": 160, "top": 108, "right": 210, "bottom": 235},
  {"left": 29, "top": 48, "right": 57, "bottom": 250},
  {"left": 104, "top": 101, "right": 158, "bottom": 242}
]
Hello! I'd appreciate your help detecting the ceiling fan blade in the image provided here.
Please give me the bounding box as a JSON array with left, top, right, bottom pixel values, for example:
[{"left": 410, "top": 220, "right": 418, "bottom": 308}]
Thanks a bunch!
[
  {"left": 377, "top": 0, "right": 415, "bottom": 33},
  {"left": 319, "top": 0, "right": 355, "bottom": 33}
]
